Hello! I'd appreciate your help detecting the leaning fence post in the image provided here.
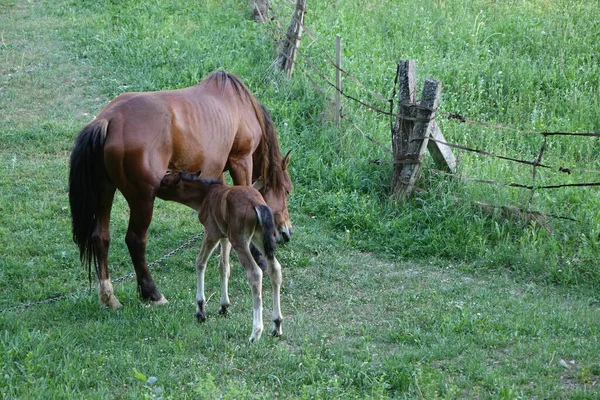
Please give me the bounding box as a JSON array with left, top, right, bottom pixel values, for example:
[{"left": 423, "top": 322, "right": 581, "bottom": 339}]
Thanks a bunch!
[
  {"left": 391, "top": 60, "right": 416, "bottom": 195},
  {"left": 279, "top": 0, "right": 307, "bottom": 78},
  {"left": 394, "top": 78, "right": 442, "bottom": 200}
]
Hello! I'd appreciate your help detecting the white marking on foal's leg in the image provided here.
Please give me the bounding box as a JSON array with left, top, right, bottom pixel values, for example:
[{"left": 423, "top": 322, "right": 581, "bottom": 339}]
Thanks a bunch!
[
  {"left": 99, "top": 279, "right": 123, "bottom": 309},
  {"left": 218, "top": 238, "right": 231, "bottom": 315},
  {"left": 195, "top": 251, "right": 207, "bottom": 322},
  {"left": 235, "top": 245, "right": 264, "bottom": 342},
  {"left": 267, "top": 257, "right": 284, "bottom": 337},
  {"left": 248, "top": 268, "right": 264, "bottom": 343},
  {"left": 194, "top": 236, "right": 219, "bottom": 322}
]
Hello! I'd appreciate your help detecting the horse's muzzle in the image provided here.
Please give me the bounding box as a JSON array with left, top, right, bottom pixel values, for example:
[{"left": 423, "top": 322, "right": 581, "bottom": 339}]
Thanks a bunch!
[{"left": 278, "top": 227, "right": 292, "bottom": 244}]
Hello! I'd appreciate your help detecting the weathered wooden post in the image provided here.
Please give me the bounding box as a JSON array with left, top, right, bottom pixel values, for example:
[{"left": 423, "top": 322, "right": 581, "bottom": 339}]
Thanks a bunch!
[
  {"left": 251, "top": 0, "right": 270, "bottom": 22},
  {"left": 279, "top": 0, "right": 307, "bottom": 78},
  {"left": 391, "top": 60, "right": 416, "bottom": 195},
  {"left": 334, "top": 34, "right": 342, "bottom": 124},
  {"left": 395, "top": 78, "right": 442, "bottom": 199},
  {"left": 391, "top": 60, "right": 456, "bottom": 199}
]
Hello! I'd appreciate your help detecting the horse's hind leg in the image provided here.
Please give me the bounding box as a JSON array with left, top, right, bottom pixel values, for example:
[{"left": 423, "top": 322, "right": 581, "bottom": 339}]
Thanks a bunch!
[
  {"left": 125, "top": 195, "right": 167, "bottom": 305},
  {"left": 93, "top": 182, "right": 122, "bottom": 309},
  {"left": 217, "top": 238, "right": 232, "bottom": 315}
]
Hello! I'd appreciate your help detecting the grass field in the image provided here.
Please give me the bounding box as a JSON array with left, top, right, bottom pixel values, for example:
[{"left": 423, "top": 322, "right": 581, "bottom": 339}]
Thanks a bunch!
[{"left": 1, "top": 0, "right": 599, "bottom": 398}]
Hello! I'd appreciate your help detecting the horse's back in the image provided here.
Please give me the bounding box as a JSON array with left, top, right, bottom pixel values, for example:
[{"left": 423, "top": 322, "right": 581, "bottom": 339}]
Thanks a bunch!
[{"left": 98, "top": 82, "right": 261, "bottom": 187}]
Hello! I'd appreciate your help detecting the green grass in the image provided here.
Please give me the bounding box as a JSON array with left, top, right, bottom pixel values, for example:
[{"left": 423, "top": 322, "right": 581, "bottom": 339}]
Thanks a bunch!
[{"left": 1, "top": 0, "right": 599, "bottom": 398}]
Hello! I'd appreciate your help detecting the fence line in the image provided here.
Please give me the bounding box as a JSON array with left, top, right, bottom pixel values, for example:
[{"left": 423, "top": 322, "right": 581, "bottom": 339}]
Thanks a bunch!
[{"left": 271, "top": 2, "right": 600, "bottom": 211}]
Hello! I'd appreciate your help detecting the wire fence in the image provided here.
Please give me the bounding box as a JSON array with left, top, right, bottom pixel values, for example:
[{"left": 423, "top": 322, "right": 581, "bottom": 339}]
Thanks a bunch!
[{"left": 271, "top": 1, "right": 600, "bottom": 221}]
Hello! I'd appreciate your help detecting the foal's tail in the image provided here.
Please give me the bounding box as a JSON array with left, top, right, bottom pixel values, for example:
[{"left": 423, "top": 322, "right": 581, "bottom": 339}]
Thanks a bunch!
[
  {"left": 255, "top": 204, "right": 276, "bottom": 260},
  {"left": 69, "top": 119, "right": 109, "bottom": 278}
]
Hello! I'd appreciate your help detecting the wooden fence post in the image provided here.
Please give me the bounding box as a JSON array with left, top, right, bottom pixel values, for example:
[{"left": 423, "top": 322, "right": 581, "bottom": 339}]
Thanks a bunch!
[
  {"left": 334, "top": 34, "right": 342, "bottom": 124},
  {"left": 279, "top": 0, "right": 306, "bottom": 78},
  {"left": 394, "top": 78, "right": 442, "bottom": 200},
  {"left": 251, "top": 0, "right": 270, "bottom": 22},
  {"left": 391, "top": 60, "right": 416, "bottom": 195},
  {"left": 391, "top": 59, "right": 456, "bottom": 199}
]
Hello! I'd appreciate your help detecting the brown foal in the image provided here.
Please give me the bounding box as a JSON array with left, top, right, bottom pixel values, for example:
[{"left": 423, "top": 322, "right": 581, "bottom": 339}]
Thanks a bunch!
[{"left": 158, "top": 171, "right": 283, "bottom": 342}]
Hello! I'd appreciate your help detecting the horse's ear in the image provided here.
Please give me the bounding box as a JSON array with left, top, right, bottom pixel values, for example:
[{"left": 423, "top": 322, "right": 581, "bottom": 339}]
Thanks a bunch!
[
  {"left": 253, "top": 176, "right": 265, "bottom": 191},
  {"left": 282, "top": 150, "right": 291, "bottom": 170}
]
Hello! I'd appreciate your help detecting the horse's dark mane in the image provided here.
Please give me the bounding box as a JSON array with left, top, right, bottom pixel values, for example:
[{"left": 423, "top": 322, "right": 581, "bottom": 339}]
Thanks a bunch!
[
  {"left": 203, "top": 71, "right": 251, "bottom": 101},
  {"left": 258, "top": 103, "right": 286, "bottom": 191},
  {"left": 202, "top": 71, "right": 287, "bottom": 192}
]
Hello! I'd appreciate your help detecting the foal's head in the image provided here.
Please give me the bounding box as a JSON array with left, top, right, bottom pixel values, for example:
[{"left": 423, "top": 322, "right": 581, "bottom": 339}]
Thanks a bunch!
[{"left": 159, "top": 171, "right": 222, "bottom": 209}]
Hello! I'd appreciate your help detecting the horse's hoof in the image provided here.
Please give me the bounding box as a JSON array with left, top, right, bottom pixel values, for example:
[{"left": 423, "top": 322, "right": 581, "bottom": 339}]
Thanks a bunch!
[
  {"left": 100, "top": 296, "right": 123, "bottom": 310},
  {"left": 196, "top": 312, "right": 207, "bottom": 323},
  {"left": 149, "top": 295, "right": 168, "bottom": 306}
]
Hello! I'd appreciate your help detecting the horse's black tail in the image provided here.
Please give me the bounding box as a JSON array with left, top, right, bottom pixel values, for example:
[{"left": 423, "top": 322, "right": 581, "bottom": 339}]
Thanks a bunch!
[
  {"left": 254, "top": 204, "right": 276, "bottom": 260},
  {"left": 68, "top": 119, "right": 109, "bottom": 281}
]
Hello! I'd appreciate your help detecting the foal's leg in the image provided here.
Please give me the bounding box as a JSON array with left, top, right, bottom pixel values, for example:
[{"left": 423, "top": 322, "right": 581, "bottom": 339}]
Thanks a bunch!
[
  {"left": 252, "top": 234, "right": 284, "bottom": 337},
  {"left": 232, "top": 243, "right": 264, "bottom": 342},
  {"left": 125, "top": 195, "right": 167, "bottom": 305},
  {"left": 266, "top": 256, "right": 284, "bottom": 337},
  {"left": 229, "top": 164, "right": 268, "bottom": 273},
  {"left": 93, "top": 182, "right": 122, "bottom": 309},
  {"left": 217, "top": 238, "right": 232, "bottom": 315},
  {"left": 194, "top": 233, "right": 220, "bottom": 322}
]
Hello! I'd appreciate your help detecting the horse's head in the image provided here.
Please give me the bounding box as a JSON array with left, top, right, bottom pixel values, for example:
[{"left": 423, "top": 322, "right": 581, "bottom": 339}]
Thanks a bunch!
[{"left": 254, "top": 151, "right": 293, "bottom": 244}]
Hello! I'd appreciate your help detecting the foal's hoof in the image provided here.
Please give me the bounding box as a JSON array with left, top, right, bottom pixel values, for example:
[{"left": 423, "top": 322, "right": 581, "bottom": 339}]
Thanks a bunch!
[
  {"left": 196, "top": 311, "right": 207, "bottom": 323},
  {"left": 272, "top": 318, "right": 283, "bottom": 337},
  {"left": 249, "top": 328, "right": 263, "bottom": 343},
  {"left": 218, "top": 306, "right": 229, "bottom": 316}
]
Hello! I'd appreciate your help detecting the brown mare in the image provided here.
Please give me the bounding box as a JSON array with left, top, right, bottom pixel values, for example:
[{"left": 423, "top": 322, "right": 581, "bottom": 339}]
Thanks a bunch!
[
  {"left": 158, "top": 171, "right": 283, "bottom": 342},
  {"left": 69, "top": 71, "right": 292, "bottom": 309}
]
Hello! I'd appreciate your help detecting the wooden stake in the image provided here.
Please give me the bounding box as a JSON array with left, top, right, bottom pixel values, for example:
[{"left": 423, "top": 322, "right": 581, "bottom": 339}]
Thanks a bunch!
[{"left": 334, "top": 34, "right": 342, "bottom": 124}]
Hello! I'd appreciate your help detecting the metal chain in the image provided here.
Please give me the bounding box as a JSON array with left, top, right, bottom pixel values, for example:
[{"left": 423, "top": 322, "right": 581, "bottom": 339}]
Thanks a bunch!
[{"left": 0, "top": 232, "right": 204, "bottom": 314}]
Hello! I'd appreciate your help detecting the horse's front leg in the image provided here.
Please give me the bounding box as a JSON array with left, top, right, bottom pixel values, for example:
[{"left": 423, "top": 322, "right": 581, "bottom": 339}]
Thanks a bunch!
[
  {"left": 195, "top": 234, "right": 220, "bottom": 322},
  {"left": 217, "top": 238, "right": 232, "bottom": 315},
  {"left": 266, "top": 256, "right": 284, "bottom": 337},
  {"left": 234, "top": 245, "right": 264, "bottom": 343},
  {"left": 125, "top": 196, "right": 167, "bottom": 305}
]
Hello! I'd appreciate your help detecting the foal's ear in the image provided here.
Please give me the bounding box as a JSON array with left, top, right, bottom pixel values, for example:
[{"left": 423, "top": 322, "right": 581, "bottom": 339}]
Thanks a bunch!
[
  {"left": 253, "top": 176, "right": 265, "bottom": 191},
  {"left": 282, "top": 150, "right": 292, "bottom": 170},
  {"left": 161, "top": 170, "right": 181, "bottom": 187}
]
